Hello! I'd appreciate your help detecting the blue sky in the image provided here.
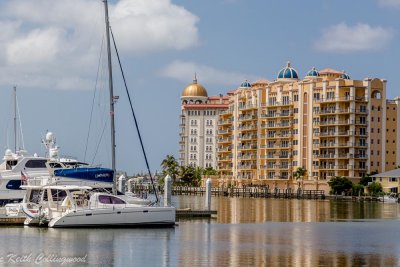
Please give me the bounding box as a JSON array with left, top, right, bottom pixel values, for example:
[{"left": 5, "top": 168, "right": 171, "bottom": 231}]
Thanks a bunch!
[{"left": 0, "top": 0, "right": 398, "bottom": 175}]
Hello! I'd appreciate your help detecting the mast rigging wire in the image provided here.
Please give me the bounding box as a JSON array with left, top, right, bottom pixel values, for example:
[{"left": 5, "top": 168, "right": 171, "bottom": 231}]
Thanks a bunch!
[
  {"left": 84, "top": 36, "right": 105, "bottom": 162},
  {"left": 110, "top": 27, "right": 159, "bottom": 203}
]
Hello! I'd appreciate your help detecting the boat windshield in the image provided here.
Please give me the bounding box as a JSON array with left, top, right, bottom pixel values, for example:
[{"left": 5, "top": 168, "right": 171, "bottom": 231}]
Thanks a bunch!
[{"left": 98, "top": 195, "right": 126, "bottom": 204}]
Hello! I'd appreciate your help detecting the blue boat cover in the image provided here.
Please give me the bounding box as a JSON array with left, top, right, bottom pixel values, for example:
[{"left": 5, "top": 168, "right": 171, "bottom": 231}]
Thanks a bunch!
[{"left": 54, "top": 168, "right": 114, "bottom": 183}]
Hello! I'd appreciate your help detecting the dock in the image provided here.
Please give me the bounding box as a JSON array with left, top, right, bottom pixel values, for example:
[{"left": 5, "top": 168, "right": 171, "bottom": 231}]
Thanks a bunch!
[
  {"left": 176, "top": 209, "right": 217, "bottom": 218},
  {"left": 0, "top": 215, "right": 25, "bottom": 225},
  {"left": 168, "top": 186, "right": 325, "bottom": 199}
]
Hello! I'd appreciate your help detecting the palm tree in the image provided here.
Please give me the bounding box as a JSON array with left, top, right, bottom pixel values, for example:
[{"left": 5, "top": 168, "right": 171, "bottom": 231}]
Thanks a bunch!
[
  {"left": 294, "top": 167, "right": 307, "bottom": 189},
  {"left": 160, "top": 155, "right": 179, "bottom": 183}
]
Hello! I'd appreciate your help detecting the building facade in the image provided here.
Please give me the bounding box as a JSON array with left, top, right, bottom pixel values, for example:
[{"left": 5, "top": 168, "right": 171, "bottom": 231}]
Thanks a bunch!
[
  {"left": 217, "top": 62, "right": 400, "bottom": 187},
  {"left": 179, "top": 76, "right": 229, "bottom": 168}
]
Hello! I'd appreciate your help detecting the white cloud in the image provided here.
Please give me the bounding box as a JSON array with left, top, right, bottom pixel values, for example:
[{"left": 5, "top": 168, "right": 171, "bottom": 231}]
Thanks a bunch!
[
  {"left": 0, "top": 0, "right": 199, "bottom": 90},
  {"left": 160, "top": 61, "right": 260, "bottom": 86},
  {"left": 314, "top": 23, "right": 394, "bottom": 53},
  {"left": 378, "top": 0, "right": 400, "bottom": 8}
]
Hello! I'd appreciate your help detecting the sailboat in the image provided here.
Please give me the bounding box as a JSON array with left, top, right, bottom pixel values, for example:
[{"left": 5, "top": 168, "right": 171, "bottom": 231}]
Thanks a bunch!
[
  {"left": 21, "top": 0, "right": 175, "bottom": 227},
  {"left": 0, "top": 87, "right": 107, "bottom": 206}
]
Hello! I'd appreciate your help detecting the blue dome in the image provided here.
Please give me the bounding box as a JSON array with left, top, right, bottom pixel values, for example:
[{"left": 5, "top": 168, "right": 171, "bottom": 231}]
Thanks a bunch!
[
  {"left": 277, "top": 62, "right": 299, "bottom": 80},
  {"left": 306, "top": 67, "right": 320, "bottom": 77},
  {"left": 240, "top": 80, "right": 251, "bottom": 88},
  {"left": 340, "top": 72, "right": 350, "bottom": 79}
]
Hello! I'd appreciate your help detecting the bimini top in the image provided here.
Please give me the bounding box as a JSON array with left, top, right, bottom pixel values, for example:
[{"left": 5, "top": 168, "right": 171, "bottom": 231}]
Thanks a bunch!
[
  {"left": 340, "top": 71, "right": 351, "bottom": 80},
  {"left": 277, "top": 62, "right": 299, "bottom": 80},
  {"left": 181, "top": 74, "right": 208, "bottom": 97},
  {"left": 240, "top": 80, "right": 252, "bottom": 88},
  {"left": 306, "top": 67, "right": 320, "bottom": 77}
]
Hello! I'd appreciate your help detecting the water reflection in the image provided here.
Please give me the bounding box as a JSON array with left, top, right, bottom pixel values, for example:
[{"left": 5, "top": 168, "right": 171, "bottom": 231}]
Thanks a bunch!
[
  {"left": 175, "top": 195, "right": 400, "bottom": 223},
  {"left": 176, "top": 221, "right": 400, "bottom": 266},
  {"left": 0, "top": 197, "right": 399, "bottom": 266}
]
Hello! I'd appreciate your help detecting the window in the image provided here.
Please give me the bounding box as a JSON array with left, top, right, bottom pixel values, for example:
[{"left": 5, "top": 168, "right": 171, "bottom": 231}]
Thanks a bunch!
[
  {"left": 6, "top": 180, "right": 23, "bottom": 190},
  {"left": 293, "top": 95, "right": 299, "bottom": 101},
  {"left": 25, "top": 160, "right": 47, "bottom": 168}
]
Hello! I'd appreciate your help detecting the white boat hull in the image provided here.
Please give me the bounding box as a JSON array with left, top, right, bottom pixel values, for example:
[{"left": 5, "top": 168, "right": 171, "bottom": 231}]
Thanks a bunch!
[{"left": 48, "top": 206, "right": 175, "bottom": 228}]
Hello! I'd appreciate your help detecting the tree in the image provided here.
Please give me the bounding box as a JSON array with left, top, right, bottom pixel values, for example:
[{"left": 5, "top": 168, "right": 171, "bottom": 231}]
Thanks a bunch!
[
  {"left": 294, "top": 167, "right": 307, "bottom": 189},
  {"left": 204, "top": 167, "right": 218, "bottom": 176},
  {"left": 367, "top": 182, "right": 383, "bottom": 196},
  {"left": 359, "top": 171, "right": 378, "bottom": 186},
  {"left": 328, "top": 176, "right": 353, "bottom": 195},
  {"left": 352, "top": 184, "right": 364, "bottom": 196},
  {"left": 179, "top": 166, "right": 203, "bottom": 186},
  {"left": 160, "top": 155, "right": 179, "bottom": 183}
]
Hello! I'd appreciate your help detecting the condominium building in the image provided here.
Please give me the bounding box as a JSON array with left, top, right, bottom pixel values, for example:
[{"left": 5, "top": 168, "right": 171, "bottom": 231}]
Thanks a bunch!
[
  {"left": 217, "top": 62, "right": 400, "bottom": 187},
  {"left": 179, "top": 75, "right": 229, "bottom": 168}
]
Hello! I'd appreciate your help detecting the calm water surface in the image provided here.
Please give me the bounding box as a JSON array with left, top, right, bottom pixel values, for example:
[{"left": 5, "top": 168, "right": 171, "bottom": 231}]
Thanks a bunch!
[{"left": 1, "top": 196, "right": 400, "bottom": 266}]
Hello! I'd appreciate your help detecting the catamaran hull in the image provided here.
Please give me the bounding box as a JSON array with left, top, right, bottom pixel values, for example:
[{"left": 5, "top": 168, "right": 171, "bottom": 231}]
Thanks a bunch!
[{"left": 48, "top": 207, "right": 176, "bottom": 228}]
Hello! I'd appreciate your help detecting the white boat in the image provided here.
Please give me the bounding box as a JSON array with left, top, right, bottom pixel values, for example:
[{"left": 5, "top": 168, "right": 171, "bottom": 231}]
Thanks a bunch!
[
  {"left": 21, "top": 0, "right": 175, "bottom": 227},
  {"left": 0, "top": 132, "right": 115, "bottom": 205},
  {"left": 378, "top": 193, "right": 399, "bottom": 203},
  {"left": 22, "top": 185, "right": 175, "bottom": 227}
]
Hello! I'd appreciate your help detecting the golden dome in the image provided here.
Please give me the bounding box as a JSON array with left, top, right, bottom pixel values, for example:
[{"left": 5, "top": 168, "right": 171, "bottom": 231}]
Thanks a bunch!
[{"left": 181, "top": 74, "right": 208, "bottom": 97}]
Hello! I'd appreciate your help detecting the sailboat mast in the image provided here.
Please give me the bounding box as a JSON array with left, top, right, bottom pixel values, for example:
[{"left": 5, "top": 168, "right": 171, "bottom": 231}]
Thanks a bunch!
[
  {"left": 13, "top": 86, "right": 17, "bottom": 153},
  {"left": 103, "top": 0, "right": 117, "bottom": 194}
]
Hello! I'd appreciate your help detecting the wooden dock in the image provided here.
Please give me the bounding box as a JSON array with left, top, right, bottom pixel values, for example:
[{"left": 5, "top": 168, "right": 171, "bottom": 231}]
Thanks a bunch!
[
  {"left": 167, "top": 186, "right": 326, "bottom": 200},
  {"left": 0, "top": 215, "right": 25, "bottom": 225},
  {"left": 176, "top": 209, "right": 217, "bottom": 218}
]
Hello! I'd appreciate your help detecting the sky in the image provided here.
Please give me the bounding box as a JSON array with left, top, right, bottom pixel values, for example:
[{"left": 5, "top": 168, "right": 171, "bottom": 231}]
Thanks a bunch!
[{"left": 0, "top": 0, "right": 398, "bottom": 175}]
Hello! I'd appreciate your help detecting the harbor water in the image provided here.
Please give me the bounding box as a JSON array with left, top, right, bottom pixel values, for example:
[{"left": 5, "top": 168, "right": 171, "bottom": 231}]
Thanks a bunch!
[{"left": 1, "top": 196, "right": 400, "bottom": 266}]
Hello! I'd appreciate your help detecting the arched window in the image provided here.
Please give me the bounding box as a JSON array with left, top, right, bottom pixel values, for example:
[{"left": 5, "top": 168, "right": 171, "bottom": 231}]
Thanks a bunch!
[{"left": 371, "top": 90, "right": 381, "bottom": 99}]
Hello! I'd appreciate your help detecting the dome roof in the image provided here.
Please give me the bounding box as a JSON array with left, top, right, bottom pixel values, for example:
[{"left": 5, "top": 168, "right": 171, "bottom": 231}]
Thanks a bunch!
[
  {"left": 277, "top": 62, "right": 299, "bottom": 80},
  {"left": 181, "top": 74, "right": 208, "bottom": 97},
  {"left": 340, "top": 71, "right": 350, "bottom": 80},
  {"left": 306, "top": 67, "right": 320, "bottom": 77},
  {"left": 240, "top": 80, "right": 251, "bottom": 88}
]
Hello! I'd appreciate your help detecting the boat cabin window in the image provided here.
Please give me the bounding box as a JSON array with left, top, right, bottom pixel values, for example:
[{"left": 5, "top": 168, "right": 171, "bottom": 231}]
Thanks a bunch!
[
  {"left": 6, "top": 160, "right": 18, "bottom": 170},
  {"left": 50, "top": 189, "right": 67, "bottom": 202},
  {"left": 98, "top": 195, "right": 126, "bottom": 204},
  {"left": 48, "top": 162, "right": 63, "bottom": 168},
  {"left": 29, "top": 190, "right": 42, "bottom": 204},
  {"left": 6, "top": 180, "right": 22, "bottom": 190},
  {"left": 25, "top": 160, "right": 47, "bottom": 168}
]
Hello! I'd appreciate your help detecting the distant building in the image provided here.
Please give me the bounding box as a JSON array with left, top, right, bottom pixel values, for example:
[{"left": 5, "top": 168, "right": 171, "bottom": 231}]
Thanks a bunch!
[
  {"left": 179, "top": 75, "right": 229, "bottom": 168},
  {"left": 371, "top": 169, "right": 400, "bottom": 193},
  {"left": 217, "top": 62, "right": 400, "bottom": 188}
]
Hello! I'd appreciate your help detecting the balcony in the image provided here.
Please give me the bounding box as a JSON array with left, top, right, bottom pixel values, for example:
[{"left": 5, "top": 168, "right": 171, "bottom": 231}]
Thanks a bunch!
[
  {"left": 238, "top": 125, "right": 257, "bottom": 131},
  {"left": 237, "top": 143, "right": 258, "bottom": 149},
  {"left": 217, "top": 147, "right": 232, "bottom": 152},
  {"left": 318, "top": 108, "right": 352, "bottom": 115},
  {"left": 319, "top": 120, "right": 351, "bottom": 126},
  {"left": 238, "top": 135, "right": 258, "bottom": 141},
  {"left": 218, "top": 129, "right": 231, "bottom": 134},
  {"left": 218, "top": 119, "right": 233, "bottom": 126},
  {"left": 261, "top": 101, "right": 293, "bottom": 107},
  {"left": 218, "top": 137, "right": 232, "bottom": 143},
  {"left": 239, "top": 104, "right": 258, "bottom": 110},
  {"left": 237, "top": 164, "right": 257, "bottom": 170},
  {"left": 238, "top": 114, "right": 257, "bottom": 121}
]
